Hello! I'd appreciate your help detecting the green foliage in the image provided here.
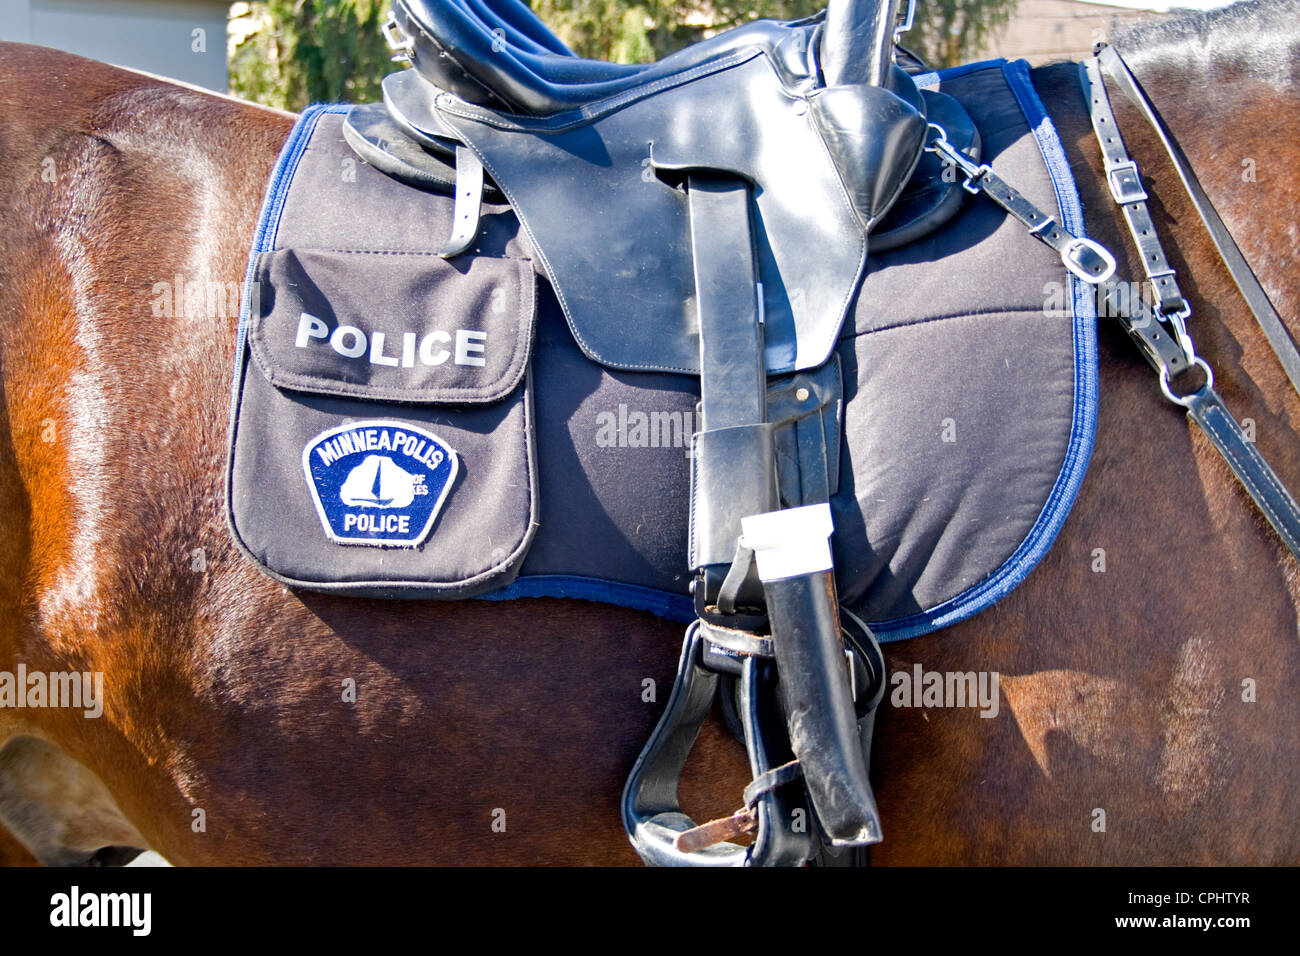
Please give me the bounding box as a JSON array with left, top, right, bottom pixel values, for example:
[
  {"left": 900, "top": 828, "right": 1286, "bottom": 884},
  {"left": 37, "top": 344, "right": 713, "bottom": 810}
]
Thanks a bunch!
[
  {"left": 910, "top": 0, "right": 1020, "bottom": 67},
  {"left": 529, "top": 0, "right": 1019, "bottom": 68},
  {"left": 228, "top": 0, "right": 1021, "bottom": 110},
  {"left": 229, "top": 1, "right": 397, "bottom": 110}
]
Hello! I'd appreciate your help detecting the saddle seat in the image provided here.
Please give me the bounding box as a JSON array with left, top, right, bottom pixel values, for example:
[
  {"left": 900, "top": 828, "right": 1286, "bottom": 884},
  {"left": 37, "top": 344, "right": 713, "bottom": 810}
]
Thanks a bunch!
[
  {"left": 378, "top": 0, "right": 973, "bottom": 376},
  {"left": 392, "top": 0, "right": 824, "bottom": 114}
]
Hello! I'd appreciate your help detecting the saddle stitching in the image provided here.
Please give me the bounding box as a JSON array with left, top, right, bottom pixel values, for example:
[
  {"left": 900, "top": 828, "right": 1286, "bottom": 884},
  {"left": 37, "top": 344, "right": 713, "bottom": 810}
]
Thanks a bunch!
[
  {"left": 249, "top": 253, "right": 536, "bottom": 404},
  {"left": 443, "top": 131, "right": 701, "bottom": 374},
  {"left": 1198, "top": 401, "right": 1300, "bottom": 553}
]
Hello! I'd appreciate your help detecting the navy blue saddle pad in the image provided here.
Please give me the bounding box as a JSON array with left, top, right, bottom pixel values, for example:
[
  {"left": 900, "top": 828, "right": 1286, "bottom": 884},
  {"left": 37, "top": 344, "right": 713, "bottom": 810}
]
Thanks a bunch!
[{"left": 226, "top": 59, "right": 1098, "bottom": 641}]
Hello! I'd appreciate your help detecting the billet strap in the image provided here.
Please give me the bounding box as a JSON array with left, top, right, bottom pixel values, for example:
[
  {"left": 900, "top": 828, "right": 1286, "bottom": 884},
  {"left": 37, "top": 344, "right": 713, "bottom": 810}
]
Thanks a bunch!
[{"left": 1092, "top": 44, "right": 1300, "bottom": 400}]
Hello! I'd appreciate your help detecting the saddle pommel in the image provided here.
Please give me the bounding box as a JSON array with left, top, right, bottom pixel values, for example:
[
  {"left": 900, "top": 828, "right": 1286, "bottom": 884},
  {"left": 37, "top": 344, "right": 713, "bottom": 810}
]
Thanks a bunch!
[{"left": 820, "top": 0, "right": 908, "bottom": 88}]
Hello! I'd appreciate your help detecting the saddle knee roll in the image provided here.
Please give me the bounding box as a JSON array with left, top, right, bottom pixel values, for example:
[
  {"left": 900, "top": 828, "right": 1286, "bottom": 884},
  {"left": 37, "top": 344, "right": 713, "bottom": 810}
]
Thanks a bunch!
[{"left": 809, "top": 83, "right": 929, "bottom": 231}]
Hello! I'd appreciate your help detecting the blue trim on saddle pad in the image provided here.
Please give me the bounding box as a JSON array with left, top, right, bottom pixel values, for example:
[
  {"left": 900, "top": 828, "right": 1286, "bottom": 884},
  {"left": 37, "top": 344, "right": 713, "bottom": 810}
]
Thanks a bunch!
[
  {"left": 910, "top": 57, "right": 1009, "bottom": 91},
  {"left": 234, "top": 62, "right": 1101, "bottom": 642},
  {"left": 480, "top": 575, "right": 695, "bottom": 622},
  {"left": 232, "top": 104, "right": 349, "bottom": 420}
]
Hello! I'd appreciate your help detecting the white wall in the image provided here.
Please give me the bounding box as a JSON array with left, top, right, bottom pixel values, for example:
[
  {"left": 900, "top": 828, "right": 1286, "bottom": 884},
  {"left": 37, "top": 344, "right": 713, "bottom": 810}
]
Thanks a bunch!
[{"left": 0, "top": 0, "right": 230, "bottom": 91}]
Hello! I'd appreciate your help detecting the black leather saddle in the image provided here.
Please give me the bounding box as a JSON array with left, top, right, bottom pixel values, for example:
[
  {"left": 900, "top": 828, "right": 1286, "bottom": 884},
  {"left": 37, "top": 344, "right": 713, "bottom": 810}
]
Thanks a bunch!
[
  {"left": 352, "top": 0, "right": 979, "bottom": 375},
  {"left": 345, "top": 0, "right": 981, "bottom": 866}
]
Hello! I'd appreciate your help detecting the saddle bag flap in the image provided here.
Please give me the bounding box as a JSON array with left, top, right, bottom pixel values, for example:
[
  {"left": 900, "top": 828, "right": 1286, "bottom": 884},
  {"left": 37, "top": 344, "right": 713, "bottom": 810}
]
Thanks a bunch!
[
  {"left": 248, "top": 248, "right": 533, "bottom": 403},
  {"left": 228, "top": 244, "right": 539, "bottom": 598}
]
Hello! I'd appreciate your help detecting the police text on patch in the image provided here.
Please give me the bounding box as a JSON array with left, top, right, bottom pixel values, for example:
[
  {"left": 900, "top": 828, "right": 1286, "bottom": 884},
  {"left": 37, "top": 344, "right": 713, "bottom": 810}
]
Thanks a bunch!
[{"left": 295, "top": 312, "right": 487, "bottom": 368}]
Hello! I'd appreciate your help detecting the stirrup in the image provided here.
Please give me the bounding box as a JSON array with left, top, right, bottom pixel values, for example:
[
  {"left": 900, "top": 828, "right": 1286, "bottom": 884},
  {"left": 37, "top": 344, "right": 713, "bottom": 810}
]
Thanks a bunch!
[
  {"left": 621, "top": 623, "right": 813, "bottom": 866},
  {"left": 621, "top": 610, "right": 887, "bottom": 866}
]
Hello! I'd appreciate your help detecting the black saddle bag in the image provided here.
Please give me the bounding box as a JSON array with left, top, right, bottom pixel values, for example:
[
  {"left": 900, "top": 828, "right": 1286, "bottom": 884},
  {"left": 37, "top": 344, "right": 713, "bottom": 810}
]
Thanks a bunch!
[{"left": 227, "top": 108, "right": 539, "bottom": 598}]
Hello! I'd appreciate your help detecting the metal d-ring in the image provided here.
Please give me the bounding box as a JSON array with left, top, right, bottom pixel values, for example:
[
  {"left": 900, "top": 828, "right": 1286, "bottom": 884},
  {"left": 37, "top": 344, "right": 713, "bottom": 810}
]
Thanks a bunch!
[{"left": 1159, "top": 356, "right": 1214, "bottom": 407}]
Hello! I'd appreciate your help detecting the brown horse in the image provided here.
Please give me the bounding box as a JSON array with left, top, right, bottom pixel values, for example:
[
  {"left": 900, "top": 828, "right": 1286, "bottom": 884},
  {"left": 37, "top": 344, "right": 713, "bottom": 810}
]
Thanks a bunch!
[{"left": 1, "top": 0, "right": 1297, "bottom": 865}]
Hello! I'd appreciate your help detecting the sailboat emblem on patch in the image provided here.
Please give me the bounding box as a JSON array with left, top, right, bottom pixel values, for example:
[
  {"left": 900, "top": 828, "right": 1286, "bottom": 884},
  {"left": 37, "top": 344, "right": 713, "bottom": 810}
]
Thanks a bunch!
[{"left": 302, "top": 420, "right": 458, "bottom": 547}]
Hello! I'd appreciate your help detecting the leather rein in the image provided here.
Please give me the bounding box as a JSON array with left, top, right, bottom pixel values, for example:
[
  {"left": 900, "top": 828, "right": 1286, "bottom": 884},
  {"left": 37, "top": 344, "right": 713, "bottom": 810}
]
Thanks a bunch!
[{"left": 929, "top": 43, "right": 1300, "bottom": 560}]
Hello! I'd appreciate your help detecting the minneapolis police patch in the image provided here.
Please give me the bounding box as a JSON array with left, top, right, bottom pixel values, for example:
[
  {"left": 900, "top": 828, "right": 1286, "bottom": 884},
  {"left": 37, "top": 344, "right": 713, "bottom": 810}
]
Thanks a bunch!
[{"left": 302, "top": 420, "right": 458, "bottom": 548}]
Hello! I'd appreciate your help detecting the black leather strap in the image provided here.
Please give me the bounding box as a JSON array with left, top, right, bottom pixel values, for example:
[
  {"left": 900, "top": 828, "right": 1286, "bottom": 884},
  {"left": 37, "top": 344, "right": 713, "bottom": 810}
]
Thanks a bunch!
[
  {"left": 699, "top": 617, "right": 774, "bottom": 659},
  {"left": 1094, "top": 44, "right": 1300, "bottom": 399},
  {"left": 686, "top": 174, "right": 776, "bottom": 572},
  {"left": 1068, "top": 52, "right": 1300, "bottom": 563},
  {"left": 760, "top": 568, "right": 881, "bottom": 846},
  {"left": 927, "top": 130, "right": 1191, "bottom": 379},
  {"left": 1095, "top": 277, "right": 1192, "bottom": 379},
  {"left": 1184, "top": 386, "right": 1300, "bottom": 558},
  {"left": 742, "top": 759, "right": 803, "bottom": 807},
  {"left": 1080, "top": 56, "right": 1188, "bottom": 324}
]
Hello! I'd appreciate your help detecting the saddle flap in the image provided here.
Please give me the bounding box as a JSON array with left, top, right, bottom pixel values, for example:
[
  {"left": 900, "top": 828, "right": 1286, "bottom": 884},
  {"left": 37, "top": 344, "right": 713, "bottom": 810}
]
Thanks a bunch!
[
  {"left": 248, "top": 247, "right": 535, "bottom": 405},
  {"left": 426, "top": 52, "right": 870, "bottom": 376}
]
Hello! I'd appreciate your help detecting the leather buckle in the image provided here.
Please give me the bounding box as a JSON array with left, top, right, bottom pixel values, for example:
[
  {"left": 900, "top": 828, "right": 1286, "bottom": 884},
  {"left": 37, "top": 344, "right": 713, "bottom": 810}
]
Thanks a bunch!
[
  {"left": 1061, "top": 236, "right": 1117, "bottom": 284},
  {"left": 693, "top": 570, "right": 768, "bottom": 635},
  {"left": 1106, "top": 160, "right": 1147, "bottom": 205},
  {"left": 381, "top": 11, "right": 415, "bottom": 62}
]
